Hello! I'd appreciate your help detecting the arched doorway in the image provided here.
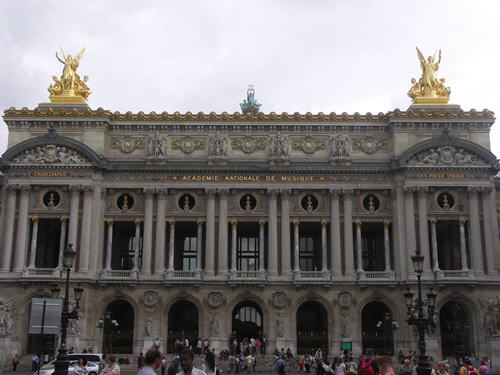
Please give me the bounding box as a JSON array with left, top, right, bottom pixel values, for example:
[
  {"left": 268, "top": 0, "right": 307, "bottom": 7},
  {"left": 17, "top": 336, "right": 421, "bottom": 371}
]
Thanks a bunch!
[
  {"left": 168, "top": 301, "right": 199, "bottom": 353},
  {"left": 440, "top": 301, "right": 472, "bottom": 359},
  {"left": 102, "top": 300, "right": 134, "bottom": 354},
  {"left": 232, "top": 301, "right": 263, "bottom": 344},
  {"left": 296, "top": 301, "right": 328, "bottom": 354},
  {"left": 361, "top": 301, "right": 394, "bottom": 355}
]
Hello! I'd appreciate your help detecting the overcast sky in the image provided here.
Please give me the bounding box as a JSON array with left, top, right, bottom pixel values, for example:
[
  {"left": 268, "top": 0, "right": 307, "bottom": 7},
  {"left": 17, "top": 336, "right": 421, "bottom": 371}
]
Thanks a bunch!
[{"left": 1, "top": 0, "right": 499, "bottom": 156}]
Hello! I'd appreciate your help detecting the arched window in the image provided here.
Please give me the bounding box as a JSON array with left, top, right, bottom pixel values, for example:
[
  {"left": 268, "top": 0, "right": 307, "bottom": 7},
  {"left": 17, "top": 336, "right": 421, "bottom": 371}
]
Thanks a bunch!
[
  {"left": 102, "top": 300, "right": 134, "bottom": 354},
  {"left": 232, "top": 301, "right": 263, "bottom": 343},
  {"left": 440, "top": 301, "right": 472, "bottom": 358},
  {"left": 168, "top": 301, "right": 199, "bottom": 353},
  {"left": 296, "top": 301, "right": 328, "bottom": 354},
  {"left": 361, "top": 301, "right": 394, "bottom": 355}
]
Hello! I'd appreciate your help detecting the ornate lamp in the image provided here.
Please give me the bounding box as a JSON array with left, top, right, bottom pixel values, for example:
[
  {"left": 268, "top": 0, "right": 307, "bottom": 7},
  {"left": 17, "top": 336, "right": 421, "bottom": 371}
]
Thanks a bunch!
[
  {"left": 51, "top": 287, "right": 61, "bottom": 299},
  {"left": 63, "top": 244, "right": 77, "bottom": 269},
  {"left": 73, "top": 287, "right": 84, "bottom": 306},
  {"left": 411, "top": 250, "right": 424, "bottom": 274},
  {"left": 427, "top": 289, "right": 437, "bottom": 308},
  {"left": 404, "top": 288, "right": 414, "bottom": 309}
]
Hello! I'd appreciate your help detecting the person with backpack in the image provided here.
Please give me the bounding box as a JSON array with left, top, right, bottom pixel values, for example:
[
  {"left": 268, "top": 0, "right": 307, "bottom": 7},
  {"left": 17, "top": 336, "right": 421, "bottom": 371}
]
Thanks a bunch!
[
  {"left": 168, "top": 355, "right": 181, "bottom": 375},
  {"left": 459, "top": 359, "right": 478, "bottom": 375},
  {"left": 276, "top": 357, "right": 286, "bottom": 375},
  {"left": 358, "top": 350, "right": 378, "bottom": 375},
  {"left": 346, "top": 355, "right": 357, "bottom": 375}
]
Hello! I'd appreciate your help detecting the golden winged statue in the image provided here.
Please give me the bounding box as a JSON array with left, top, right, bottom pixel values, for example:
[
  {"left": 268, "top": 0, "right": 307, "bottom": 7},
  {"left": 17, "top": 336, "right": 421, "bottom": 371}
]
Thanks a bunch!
[
  {"left": 48, "top": 47, "right": 91, "bottom": 104},
  {"left": 408, "top": 47, "right": 450, "bottom": 105}
]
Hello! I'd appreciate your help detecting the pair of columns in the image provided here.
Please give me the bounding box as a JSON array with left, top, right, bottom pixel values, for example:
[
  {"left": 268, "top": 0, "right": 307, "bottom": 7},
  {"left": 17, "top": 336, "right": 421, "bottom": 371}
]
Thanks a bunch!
[
  {"left": 0, "top": 184, "right": 93, "bottom": 274},
  {"left": 354, "top": 220, "right": 391, "bottom": 272},
  {"left": 27, "top": 217, "right": 68, "bottom": 270},
  {"left": 291, "top": 220, "right": 329, "bottom": 273},
  {"left": 229, "top": 220, "right": 266, "bottom": 272},
  {"left": 403, "top": 185, "right": 498, "bottom": 276}
]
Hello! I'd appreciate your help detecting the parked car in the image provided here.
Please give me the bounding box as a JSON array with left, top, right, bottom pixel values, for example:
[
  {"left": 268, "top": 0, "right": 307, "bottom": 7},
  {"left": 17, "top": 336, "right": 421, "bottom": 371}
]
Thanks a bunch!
[{"left": 39, "top": 359, "right": 100, "bottom": 375}]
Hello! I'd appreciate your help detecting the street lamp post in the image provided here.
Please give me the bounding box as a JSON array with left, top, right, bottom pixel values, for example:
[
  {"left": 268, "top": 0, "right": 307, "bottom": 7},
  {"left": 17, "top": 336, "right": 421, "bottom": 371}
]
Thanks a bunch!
[
  {"left": 98, "top": 311, "right": 119, "bottom": 354},
  {"left": 53, "top": 245, "right": 84, "bottom": 375},
  {"left": 404, "top": 249, "right": 437, "bottom": 375}
]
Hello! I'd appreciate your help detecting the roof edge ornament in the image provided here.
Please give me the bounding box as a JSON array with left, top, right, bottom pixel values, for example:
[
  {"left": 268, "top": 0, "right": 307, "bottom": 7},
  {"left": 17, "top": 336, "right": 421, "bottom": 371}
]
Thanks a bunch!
[{"left": 240, "top": 85, "right": 261, "bottom": 115}]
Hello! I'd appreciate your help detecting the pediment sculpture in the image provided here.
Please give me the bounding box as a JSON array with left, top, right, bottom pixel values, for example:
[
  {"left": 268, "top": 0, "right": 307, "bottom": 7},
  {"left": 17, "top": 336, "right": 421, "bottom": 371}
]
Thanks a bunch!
[
  {"left": 12, "top": 144, "right": 88, "bottom": 164},
  {"left": 269, "top": 134, "right": 289, "bottom": 164},
  {"left": 330, "top": 135, "right": 351, "bottom": 165},
  {"left": 207, "top": 132, "right": 229, "bottom": 164},
  {"left": 407, "top": 146, "right": 484, "bottom": 166}
]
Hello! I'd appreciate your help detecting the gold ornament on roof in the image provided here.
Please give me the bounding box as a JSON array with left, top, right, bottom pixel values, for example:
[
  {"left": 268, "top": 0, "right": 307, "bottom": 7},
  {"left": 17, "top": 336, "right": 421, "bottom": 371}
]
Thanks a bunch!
[
  {"left": 48, "top": 47, "right": 90, "bottom": 104},
  {"left": 408, "top": 47, "right": 450, "bottom": 105}
]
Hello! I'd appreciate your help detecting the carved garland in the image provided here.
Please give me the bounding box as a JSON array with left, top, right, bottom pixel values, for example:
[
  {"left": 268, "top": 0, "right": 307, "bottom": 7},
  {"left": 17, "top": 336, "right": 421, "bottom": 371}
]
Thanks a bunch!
[{"left": 12, "top": 144, "right": 89, "bottom": 164}]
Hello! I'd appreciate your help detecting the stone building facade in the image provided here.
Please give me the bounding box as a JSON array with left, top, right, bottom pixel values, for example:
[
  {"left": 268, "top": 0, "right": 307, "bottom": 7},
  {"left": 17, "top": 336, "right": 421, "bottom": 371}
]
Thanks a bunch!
[{"left": 0, "top": 103, "right": 499, "bottom": 360}]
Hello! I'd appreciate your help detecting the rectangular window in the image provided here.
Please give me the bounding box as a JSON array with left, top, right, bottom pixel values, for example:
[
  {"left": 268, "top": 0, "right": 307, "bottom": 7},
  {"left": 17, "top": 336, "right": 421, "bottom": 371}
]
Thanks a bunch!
[
  {"left": 32, "top": 218, "right": 63, "bottom": 268},
  {"left": 299, "top": 236, "right": 315, "bottom": 271},
  {"left": 237, "top": 235, "right": 259, "bottom": 271},
  {"left": 182, "top": 236, "right": 197, "bottom": 270}
]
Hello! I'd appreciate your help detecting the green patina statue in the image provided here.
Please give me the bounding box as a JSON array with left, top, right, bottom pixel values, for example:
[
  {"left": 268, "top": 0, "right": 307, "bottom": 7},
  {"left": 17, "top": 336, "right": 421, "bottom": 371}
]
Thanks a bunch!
[{"left": 240, "top": 85, "right": 261, "bottom": 114}]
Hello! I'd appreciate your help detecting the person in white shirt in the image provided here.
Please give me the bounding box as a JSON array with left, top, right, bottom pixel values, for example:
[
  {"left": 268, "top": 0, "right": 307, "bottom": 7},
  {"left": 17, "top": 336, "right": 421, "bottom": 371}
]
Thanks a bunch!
[
  {"left": 137, "top": 348, "right": 164, "bottom": 375},
  {"left": 177, "top": 349, "right": 207, "bottom": 375}
]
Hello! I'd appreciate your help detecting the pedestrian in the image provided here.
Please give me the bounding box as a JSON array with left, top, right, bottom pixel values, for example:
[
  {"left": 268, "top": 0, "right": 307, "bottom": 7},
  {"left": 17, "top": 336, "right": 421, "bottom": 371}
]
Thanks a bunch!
[
  {"left": 197, "top": 340, "right": 203, "bottom": 355},
  {"left": 304, "top": 354, "right": 312, "bottom": 374},
  {"left": 245, "top": 352, "right": 253, "bottom": 374},
  {"left": 137, "top": 348, "right": 164, "bottom": 375},
  {"left": 74, "top": 358, "right": 89, "bottom": 375},
  {"left": 432, "top": 361, "right": 448, "bottom": 375},
  {"left": 397, "top": 360, "right": 414, "bottom": 375},
  {"left": 460, "top": 359, "right": 478, "bottom": 375},
  {"left": 358, "top": 350, "right": 378, "bottom": 375},
  {"left": 276, "top": 356, "right": 286, "bottom": 375},
  {"left": 12, "top": 354, "right": 20, "bottom": 371},
  {"left": 204, "top": 351, "right": 217, "bottom": 375},
  {"left": 161, "top": 358, "right": 167, "bottom": 375},
  {"left": 177, "top": 349, "right": 207, "bottom": 375},
  {"left": 168, "top": 354, "right": 181, "bottom": 375},
  {"left": 346, "top": 355, "right": 357, "bottom": 375},
  {"left": 479, "top": 361, "right": 489, "bottom": 375},
  {"left": 32, "top": 353, "right": 40, "bottom": 372},
  {"left": 100, "top": 355, "right": 120, "bottom": 375},
  {"left": 138, "top": 353, "right": 145, "bottom": 369},
  {"left": 336, "top": 357, "right": 347, "bottom": 375},
  {"left": 377, "top": 357, "right": 395, "bottom": 375},
  {"left": 154, "top": 337, "right": 161, "bottom": 349}
]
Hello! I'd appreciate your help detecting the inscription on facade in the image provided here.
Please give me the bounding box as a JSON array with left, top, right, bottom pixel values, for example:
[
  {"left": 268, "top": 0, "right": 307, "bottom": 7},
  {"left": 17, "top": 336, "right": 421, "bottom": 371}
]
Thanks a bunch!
[
  {"left": 168, "top": 175, "right": 328, "bottom": 182},
  {"left": 426, "top": 173, "right": 467, "bottom": 179},
  {"left": 31, "top": 171, "right": 71, "bottom": 177}
]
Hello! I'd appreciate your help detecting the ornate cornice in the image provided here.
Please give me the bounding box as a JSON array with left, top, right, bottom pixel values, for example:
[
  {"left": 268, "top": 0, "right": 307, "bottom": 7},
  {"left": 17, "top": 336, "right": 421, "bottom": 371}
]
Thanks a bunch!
[{"left": 4, "top": 107, "right": 494, "bottom": 121}]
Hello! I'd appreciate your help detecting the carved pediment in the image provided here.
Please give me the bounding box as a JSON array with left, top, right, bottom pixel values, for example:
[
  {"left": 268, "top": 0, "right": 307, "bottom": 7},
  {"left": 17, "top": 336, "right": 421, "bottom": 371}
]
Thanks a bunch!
[
  {"left": 11, "top": 144, "right": 90, "bottom": 165},
  {"left": 407, "top": 145, "right": 487, "bottom": 167}
]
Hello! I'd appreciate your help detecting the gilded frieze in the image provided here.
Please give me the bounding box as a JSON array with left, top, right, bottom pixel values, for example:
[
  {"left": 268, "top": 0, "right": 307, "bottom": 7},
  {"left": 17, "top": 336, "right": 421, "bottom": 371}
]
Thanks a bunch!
[
  {"left": 352, "top": 137, "right": 387, "bottom": 154},
  {"left": 111, "top": 136, "right": 146, "bottom": 153},
  {"left": 291, "top": 136, "right": 327, "bottom": 154},
  {"left": 231, "top": 136, "right": 266, "bottom": 154},
  {"left": 171, "top": 136, "right": 205, "bottom": 154}
]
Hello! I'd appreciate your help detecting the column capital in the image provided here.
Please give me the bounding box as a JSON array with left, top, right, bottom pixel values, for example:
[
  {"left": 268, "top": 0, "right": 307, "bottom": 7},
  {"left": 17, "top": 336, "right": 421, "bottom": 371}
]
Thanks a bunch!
[
  {"left": 69, "top": 184, "right": 82, "bottom": 192},
  {"left": 32, "top": 217, "right": 39, "bottom": 224},
  {"left": 259, "top": 219, "right": 266, "bottom": 228},
  {"left": 18, "top": 184, "right": 31, "bottom": 192},
  {"left": 459, "top": 218, "right": 467, "bottom": 226},
  {"left": 60, "top": 217, "right": 68, "bottom": 224},
  {"left": 293, "top": 220, "right": 300, "bottom": 228},
  {"left": 321, "top": 220, "right": 328, "bottom": 229},
  {"left": 169, "top": 221, "right": 175, "bottom": 228},
  {"left": 107, "top": 220, "right": 113, "bottom": 227},
  {"left": 403, "top": 186, "right": 417, "bottom": 193},
  {"left": 355, "top": 220, "right": 362, "bottom": 229},
  {"left": 156, "top": 188, "right": 168, "bottom": 197},
  {"left": 480, "top": 185, "right": 493, "bottom": 193},
  {"left": 267, "top": 188, "right": 279, "bottom": 198},
  {"left": 279, "top": 188, "right": 291, "bottom": 198},
  {"left": 329, "top": 189, "right": 342, "bottom": 197},
  {"left": 81, "top": 185, "right": 94, "bottom": 193},
  {"left": 429, "top": 217, "right": 437, "bottom": 225},
  {"left": 467, "top": 186, "right": 481, "bottom": 194},
  {"left": 197, "top": 219, "right": 205, "bottom": 226},
  {"left": 383, "top": 220, "right": 391, "bottom": 229},
  {"left": 134, "top": 219, "right": 142, "bottom": 227},
  {"left": 341, "top": 188, "right": 353, "bottom": 196},
  {"left": 143, "top": 187, "right": 156, "bottom": 196},
  {"left": 417, "top": 186, "right": 429, "bottom": 193},
  {"left": 6, "top": 184, "right": 18, "bottom": 193},
  {"left": 217, "top": 188, "right": 230, "bottom": 196},
  {"left": 231, "top": 220, "right": 238, "bottom": 227},
  {"left": 205, "top": 188, "right": 217, "bottom": 197}
]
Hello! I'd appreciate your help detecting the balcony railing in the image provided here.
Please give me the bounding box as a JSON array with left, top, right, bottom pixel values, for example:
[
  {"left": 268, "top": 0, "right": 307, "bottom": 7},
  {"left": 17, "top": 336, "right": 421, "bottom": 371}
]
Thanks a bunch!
[
  {"left": 358, "top": 270, "right": 395, "bottom": 281},
  {"left": 293, "top": 270, "right": 329, "bottom": 280},
  {"left": 100, "top": 269, "right": 138, "bottom": 280},
  {"left": 437, "top": 269, "right": 474, "bottom": 280},
  {"left": 165, "top": 270, "right": 202, "bottom": 280},
  {"left": 231, "top": 270, "right": 265, "bottom": 279},
  {"left": 23, "top": 267, "right": 61, "bottom": 278}
]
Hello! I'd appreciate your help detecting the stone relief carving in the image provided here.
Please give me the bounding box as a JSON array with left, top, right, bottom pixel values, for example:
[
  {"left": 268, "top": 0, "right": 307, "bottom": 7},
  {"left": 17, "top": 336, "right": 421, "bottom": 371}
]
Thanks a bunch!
[
  {"left": 171, "top": 136, "right": 206, "bottom": 154},
  {"left": 146, "top": 132, "right": 168, "bottom": 159},
  {"left": 269, "top": 134, "right": 289, "bottom": 163},
  {"left": 139, "top": 290, "right": 162, "bottom": 308},
  {"left": 330, "top": 135, "right": 351, "bottom": 163},
  {"left": 480, "top": 297, "right": 500, "bottom": 336},
  {"left": 276, "top": 312, "right": 285, "bottom": 337},
  {"left": 111, "top": 136, "right": 146, "bottom": 153},
  {"left": 146, "top": 316, "right": 153, "bottom": 337},
  {"left": 292, "top": 136, "right": 327, "bottom": 154},
  {"left": 341, "top": 311, "right": 352, "bottom": 338},
  {"left": 407, "top": 146, "right": 483, "bottom": 166},
  {"left": 352, "top": 137, "right": 387, "bottom": 154},
  {"left": 334, "top": 291, "right": 355, "bottom": 309},
  {"left": 231, "top": 136, "right": 266, "bottom": 154},
  {"left": 68, "top": 310, "right": 82, "bottom": 336},
  {"left": 207, "top": 133, "right": 229, "bottom": 163},
  {"left": 205, "top": 292, "right": 227, "bottom": 308},
  {"left": 13, "top": 144, "right": 88, "bottom": 164},
  {"left": 269, "top": 292, "right": 290, "bottom": 309},
  {"left": 0, "top": 300, "right": 14, "bottom": 337},
  {"left": 209, "top": 311, "right": 219, "bottom": 337}
]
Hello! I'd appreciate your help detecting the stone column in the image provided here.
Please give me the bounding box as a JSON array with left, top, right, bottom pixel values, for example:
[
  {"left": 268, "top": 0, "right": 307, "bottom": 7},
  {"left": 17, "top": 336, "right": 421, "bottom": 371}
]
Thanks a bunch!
[
  {"left": 231, "top": 220, "right": 238, "bottom": 272},
  {"left": 383, "top": 221, "right": 391, "bottom": 272},
  {"left": 0, "top": 186, "right": 17, "bottom": 272},
  {"left": 481, "top": 186, "right": 498, "bottom": 274},
  {"left": 133, "top": 219, "right": 141, "bottom": 271},
  {"left": 393, "top": 187, "right": 407, "bottom": 280},
  {"left": 217, "top": 189, "right": 229, "bottom": 277},
  {"left": 155, "top": 189, "right": 167, "bottom": 275},
  {"left": 205, "top": 189, "right": 216, "bottom": 277},
  {"left": 267, "top": 189, "right": 279, "bottom": 278},
  {"left": 329, "top": 190, "right": 342, "bottom": 277},
  {"left": 67, "top": 186, "right": 80, "bottom": 248},
  {"left": 355, "top": 221, "right": 362, "bottom": 272},
  {"left": 78, "top": 186, "right": 93, "bottom": 273},
  {"left": 28, "top": 217, "right": 39, "bottom": 269},
  {"left": 458, "top": 218, "right": 468, "bottom": 270},
  {"left": 57, "top": 218, "right": 68, "bottom": 269},
  {"left": 89, "top": 186, "right": 102, "bottom": 277},
  {"left": 105, "top": 220, "right": 113, "bottom": 270},
  {"left": 13, "top": 185, "right": 30, "bottom": 272},
  {"left": 259, "top": 220, "right": 265, "bottom": 272},
  {"left": 293, "top": 220, "right": 300, "bottom": 272},
  {"left": 321, "top": 220, "right": 328, "bottom": 272},
  {"left": 404, "top": 187, "right": 417, "bottom": 273},
  {"left": 280, "top": 189, "right": 291, "bottom": 277},
  {"left": 167, "top": 221, "right": 175, "bottom": 272},
  {"left": 467, "top": 187, "right": 483, "bottom": 275},
  {"left": 417, "top": 187, "right": 431, "bottom": 273},
  {"left": 142, "top": 188, "right": 154, "bottom": 276},
  {"left": 343, "top": 189, "right": 355, "bottom": 276},
  {"left": 429, "top": 218, "right": 439, "bottom": 271},
  {"left": 196, "top": 219, "right": 203, "bottom": 272}
]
